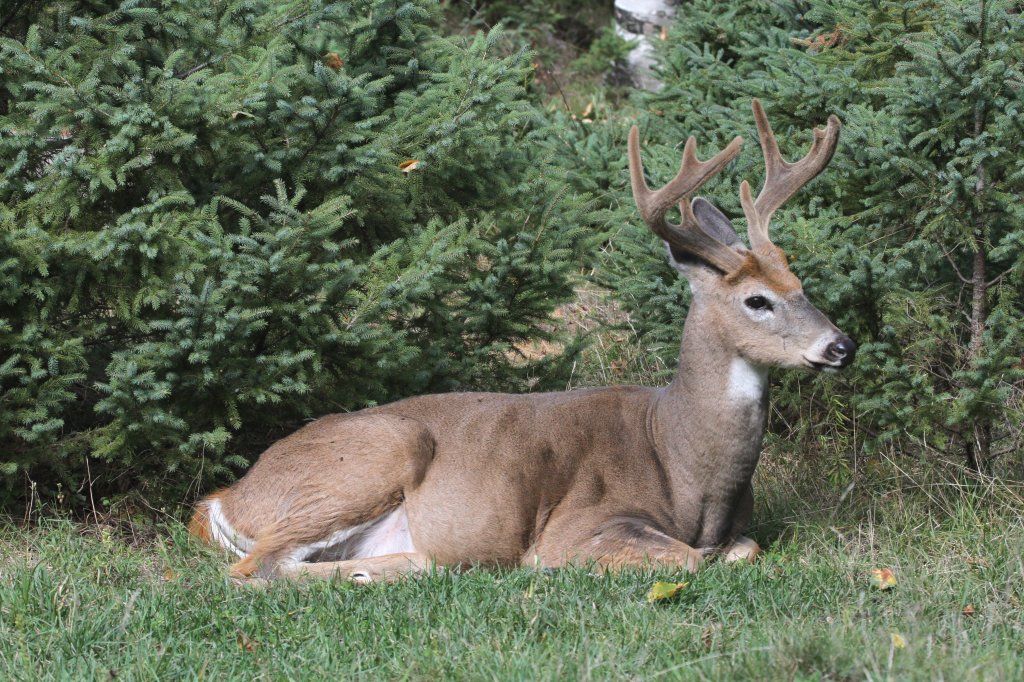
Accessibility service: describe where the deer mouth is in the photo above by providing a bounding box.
[803,357,839,373]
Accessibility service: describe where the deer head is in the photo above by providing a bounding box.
[628,99,856,372]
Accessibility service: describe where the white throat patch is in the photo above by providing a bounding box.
[728,358,767,403]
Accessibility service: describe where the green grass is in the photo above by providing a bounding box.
[2,455,1022,681]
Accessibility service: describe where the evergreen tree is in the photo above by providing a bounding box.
[0,0,591,507]
[824,0,1024,472]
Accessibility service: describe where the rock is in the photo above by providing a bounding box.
[614,0,678,91]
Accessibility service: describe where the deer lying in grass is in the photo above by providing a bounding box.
[190,100,855,582]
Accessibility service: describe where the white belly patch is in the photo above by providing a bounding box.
[286,505,415,563]
[355,505,415,558]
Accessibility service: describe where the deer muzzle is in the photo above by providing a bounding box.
[823,337,857,368]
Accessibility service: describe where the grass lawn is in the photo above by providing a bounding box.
[2,452,1022,681]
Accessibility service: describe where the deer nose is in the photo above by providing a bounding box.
[824,337,857,367]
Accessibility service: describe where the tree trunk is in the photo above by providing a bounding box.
[965,0,992,473]
[966,239,991,473]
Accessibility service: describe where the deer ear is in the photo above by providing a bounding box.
[692,197,742,247]
[664,242,719,285]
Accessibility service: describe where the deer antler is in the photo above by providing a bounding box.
[740,99,841,253]
[628,126,746,273]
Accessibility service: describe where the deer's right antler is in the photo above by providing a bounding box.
[628,126,746,273]
[740,99,841,254]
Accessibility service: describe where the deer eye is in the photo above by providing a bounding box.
[744,295,772,311]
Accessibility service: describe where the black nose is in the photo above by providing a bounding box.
[824,337,857,367]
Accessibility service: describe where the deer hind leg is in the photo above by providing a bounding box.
[275,551,432,583]
[222,414,435,580]
[228,488,405,579]
[531,515,706,573]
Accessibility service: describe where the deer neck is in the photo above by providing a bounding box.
[649,299,768,544]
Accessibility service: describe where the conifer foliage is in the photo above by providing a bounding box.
[0,0,590,506]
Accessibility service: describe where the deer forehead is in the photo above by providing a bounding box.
[724,249,803,294]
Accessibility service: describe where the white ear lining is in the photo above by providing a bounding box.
[664,241,748,276]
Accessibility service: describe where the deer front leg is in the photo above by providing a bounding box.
[719,484,759,563]
[531,515,705,573]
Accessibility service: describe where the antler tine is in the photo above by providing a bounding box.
[628,126,746,273]
[742,99,841,252]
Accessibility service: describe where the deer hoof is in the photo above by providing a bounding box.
[349,570,373,584]
[723,537,760,563]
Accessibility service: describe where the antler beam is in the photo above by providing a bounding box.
[740,99,841,253]
[628,126,746,273]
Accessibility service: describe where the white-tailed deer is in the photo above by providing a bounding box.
[190,100,855,582]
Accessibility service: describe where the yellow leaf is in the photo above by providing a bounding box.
[890,631,906,649]
[870,568,897,590]
[647,580,688,604]
[962,604,976,617]
[399,159,420,173]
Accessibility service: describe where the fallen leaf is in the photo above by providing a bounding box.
[237,631,257,652]
[647,580,688,604]
[870,568,897,590]
[162,568,176,582]
[890,631,906,649]
[399,159,420,173]
[581,102,594,119]
[962,604,976,617]
[700,624,718,649]
[659,25,668,41]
